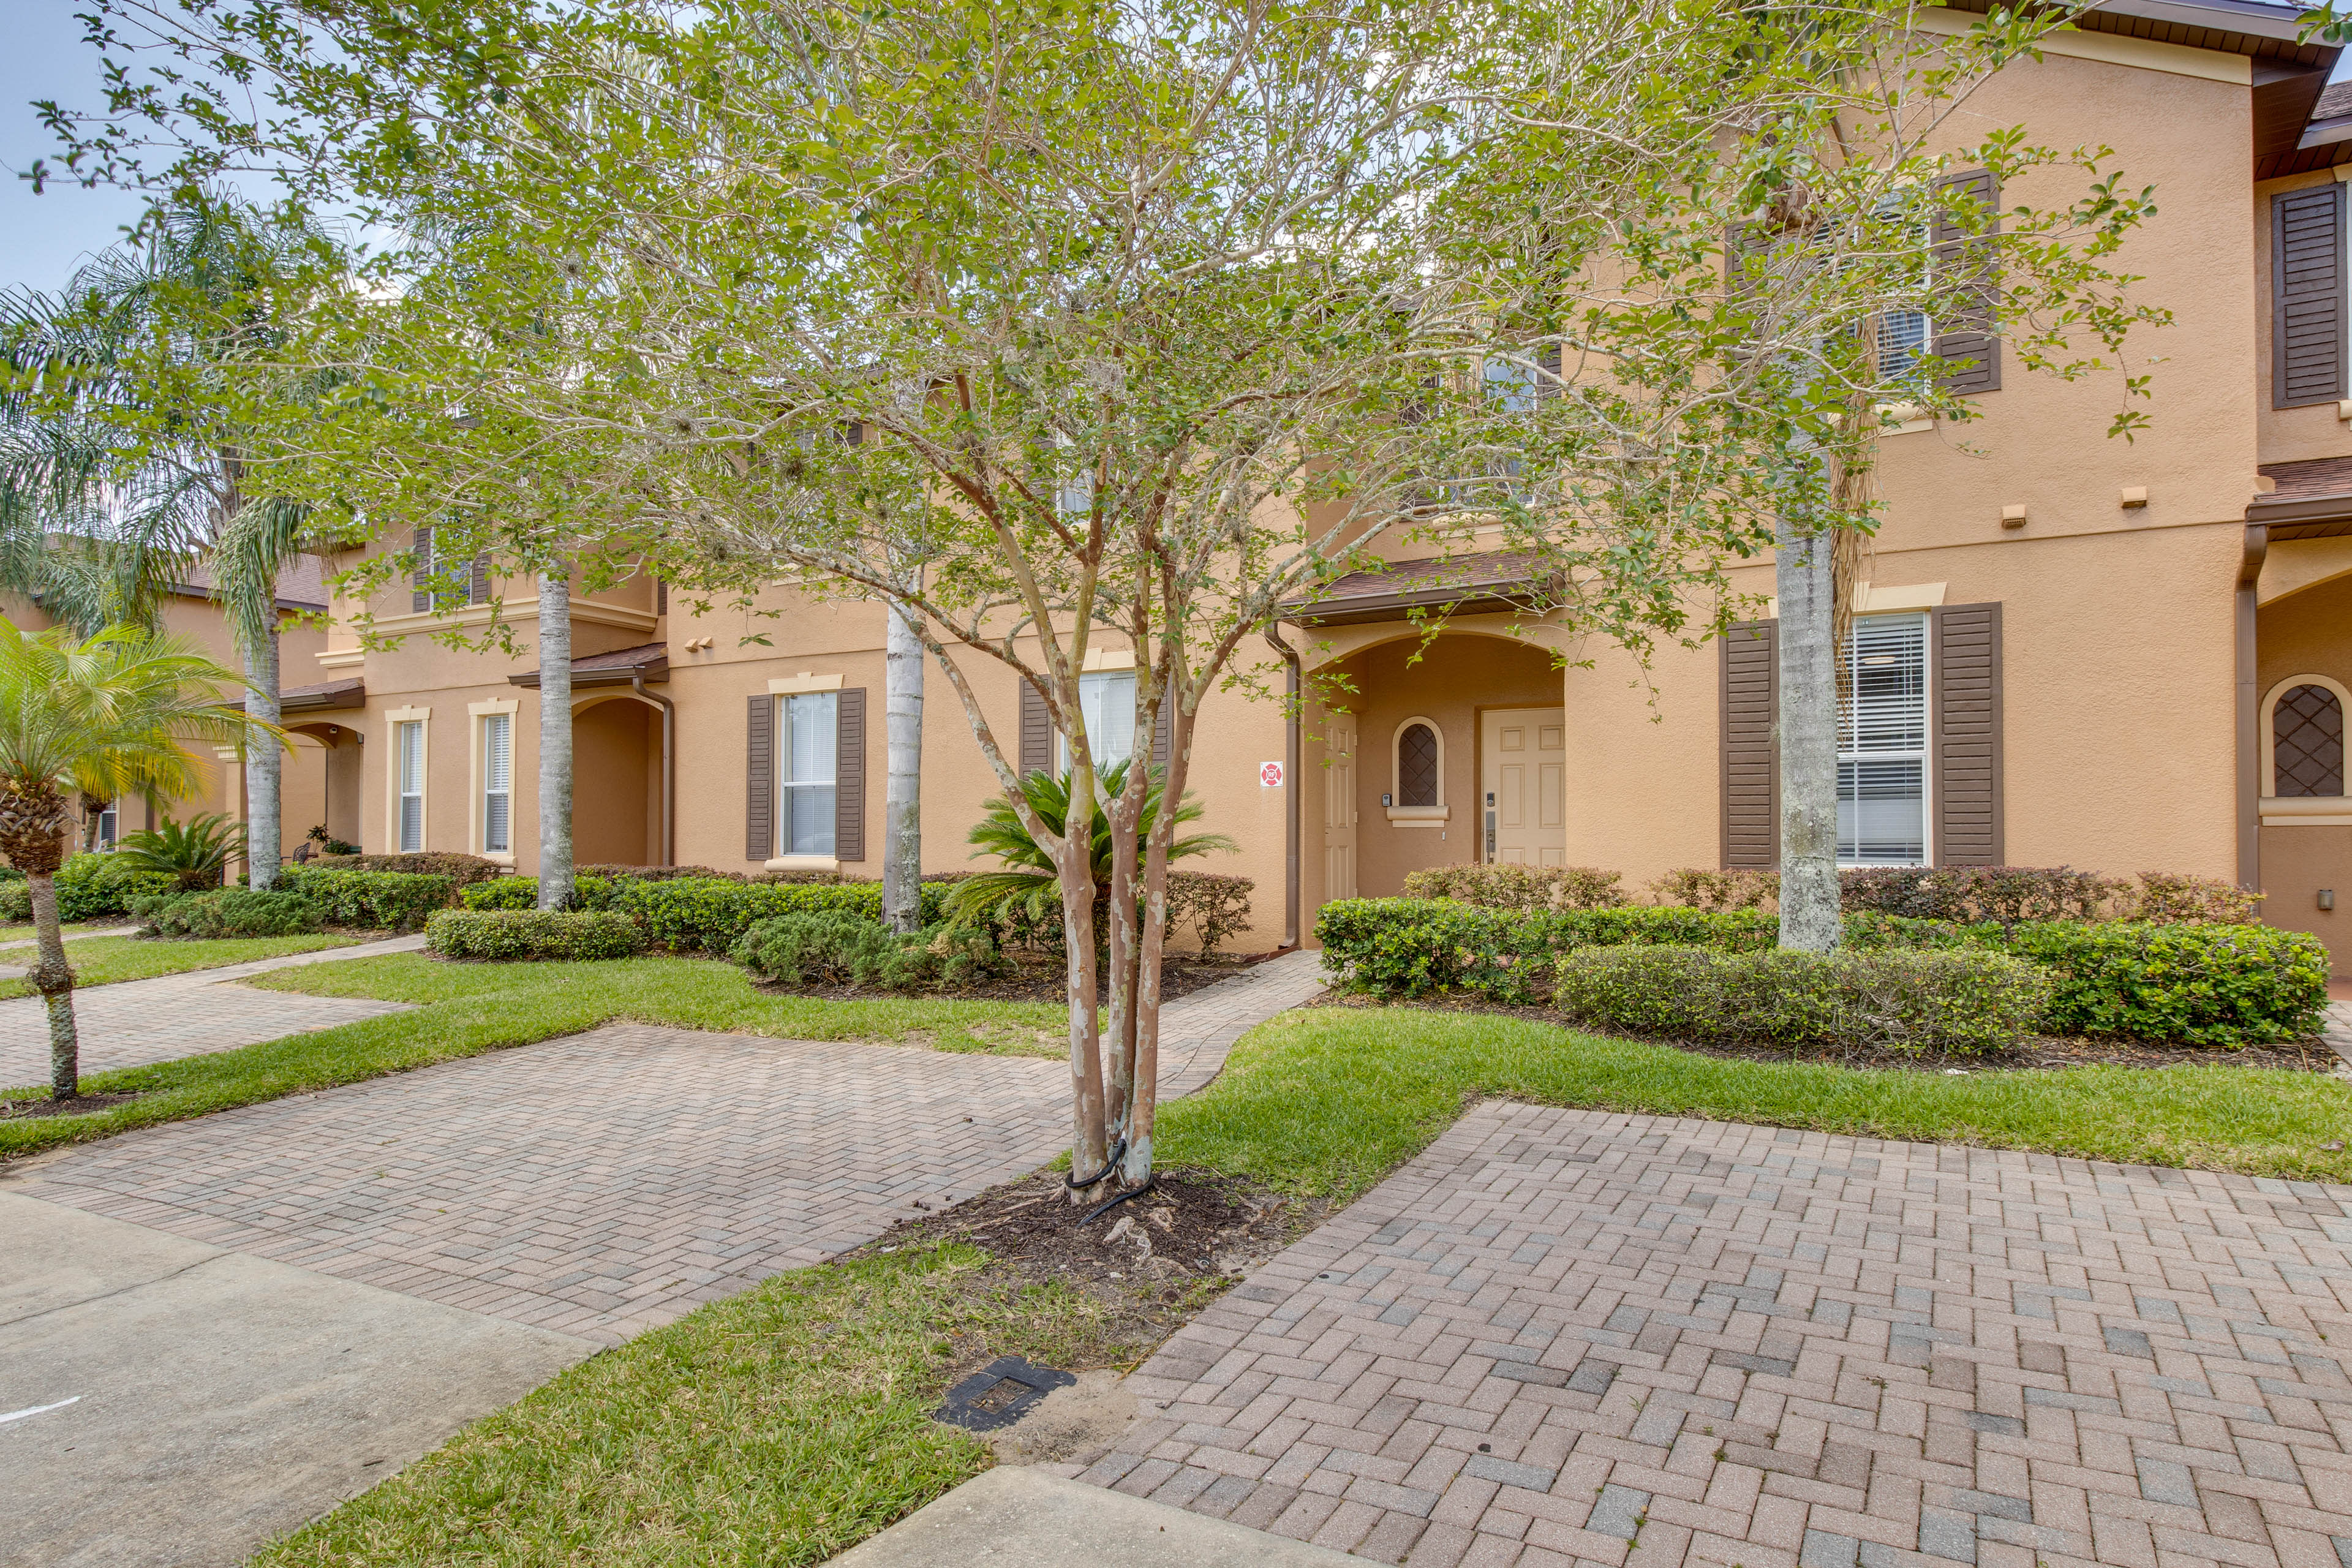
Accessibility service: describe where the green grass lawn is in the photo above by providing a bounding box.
[198,974,2352,1567]
[255,1243,1122,1568]
[0,919,137,943]
[0,932,361,1001]
[0,952,1066,1157]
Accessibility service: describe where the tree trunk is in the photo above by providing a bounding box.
[883,603,924,933]
[537,572,575,910]
[28,869,78,1099]
[1058,762,1109,1199]
[1101,760,1147,1145]
[1121,698,1187,1187]
[245,625,282,889]
[1776,511,1841,952]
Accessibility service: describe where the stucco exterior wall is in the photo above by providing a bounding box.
[2258,573,2352,968]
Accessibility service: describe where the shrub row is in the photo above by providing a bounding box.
[1550,945,2054,1055]
[53,853,180,922]
[306,851,508,887]
[426,909,647,961]
[273,867,456,932]
[460,875,953,951]
[731,911,1012,991]
[134,889,323,938]
[1314,897,2330,1047]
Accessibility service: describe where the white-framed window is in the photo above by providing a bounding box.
[95,803,118,850]
[1838,612,1928,865]
[777,691,839,857]
[480,712,513,854]
[1061,669,1138,771]
[397,719,426,853]
[1878,307,1932,378]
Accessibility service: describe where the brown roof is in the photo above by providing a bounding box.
[508,642,669,688]
[231,676,364,714]
[1283,550,1554,625]
[175,552,330,611]
[2251,455,2352,539]
[2317,80,2352,122]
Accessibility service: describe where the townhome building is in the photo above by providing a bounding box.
[292,0,2351,972]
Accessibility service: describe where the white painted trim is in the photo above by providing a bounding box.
[386,714,429,853]
[764,855,840,872]
[1082,647,1136,672]
[2261,797,2352,827]
[470,707,518,859]
[386,705,432,722]
[315,647,367,669]
[1911,9,2252,84]
[341,598,659,642]
[768,672,844,695]
[467,698,519,717]
[2260,674,2351,803]
[1390,715,1446,815]
[1856,581,1948,612]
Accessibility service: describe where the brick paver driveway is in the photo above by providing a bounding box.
[1087,1102,2352,1568]
[0,935,424,1088]
[6,951,1331,1344]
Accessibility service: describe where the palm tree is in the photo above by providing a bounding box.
[0,199,334,888]
[0,622,266,1099]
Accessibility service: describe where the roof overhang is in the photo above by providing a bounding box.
[509,650,670,688]
[234,678,364,714]
[1280,584,1544,627]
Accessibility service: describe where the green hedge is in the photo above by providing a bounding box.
[1314,897,2330,1046]
[426,909,646,961]
[53,853,181,922]
[1550,945,2052,1055]
[459,876,617,912]
[134,889,323,938]
[276,867,456,932]
[731,911,1010,991]
[307,851,507,887]
[0,881,29,922]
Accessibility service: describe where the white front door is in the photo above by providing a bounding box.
[1480,707,1566,866]
[1322,718,1357,900]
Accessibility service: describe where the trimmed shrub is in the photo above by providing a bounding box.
[2003,920,2329,1047]
[426,908,646,961]
[0,881,29,922]
[1649,867,1780,911]
[278,867,456,932]
[1316,899,1779,999]
[1403,864,1627,912]
[731,911,1012,991]
[577,864,745,884]
[1548,945,2052,1055]
[459,875,618,912]
[308,852,507,888]
[53,853,180,922]
[2117,872,2263,926]
[615,877,949,954]
[134,889,323,938]
[1167,871,1256,953]
[1839,865,2115,925]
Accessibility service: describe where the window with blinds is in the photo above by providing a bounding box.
[1063,671,1137,771]
[397,720,426,853]
[481,713,513,854]
[778,692,839,857]
[1838,613,1928,865]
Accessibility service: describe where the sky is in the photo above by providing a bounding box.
[7,0,2352,296]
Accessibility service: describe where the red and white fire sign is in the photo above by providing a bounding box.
[1259,761,1284,788]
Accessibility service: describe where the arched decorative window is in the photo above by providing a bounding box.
[2273,679,2346,797]
[1390,717,1444,810]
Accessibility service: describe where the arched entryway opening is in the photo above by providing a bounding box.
[285,720,364,854]
[1305,629,1566,903]
[571,691,673,867]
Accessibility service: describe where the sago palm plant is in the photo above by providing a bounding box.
[948,761,1234,930]
[114,812,249,892]
[0,621,270,1099]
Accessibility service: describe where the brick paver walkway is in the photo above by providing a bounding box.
[1082,1102,2352,1568]
[7,949,1329,1343]
[2324,1003,2352,1071]
[0,935,423,1090]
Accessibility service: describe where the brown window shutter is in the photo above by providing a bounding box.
[745,694,774,862]
[468,551,490,606]
[1932,170,2002,396]
[1719,618,1777,869]
[1931,602,2003,866]
[2275,184,2347,408]
[411,526,432,612]
[1019,679,1052,775]
[1152,696,1172,769]
[835,688,866,862]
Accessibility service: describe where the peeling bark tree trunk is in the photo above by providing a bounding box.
[1776,511,1841,952]
[1121,691,1187,1187]
[245,625,282,889]
[1101,753,1148,1142]
[1059,763,1110,1199]
[537,572,575,911]
[883,603,924,934]
[26,864,76,1098]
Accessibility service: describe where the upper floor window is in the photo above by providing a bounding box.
[2272,679,2346,797]
[1838,613,1928,865]
[1396,721,1441,808]
[777,691,839,857]
[2273,184,2347,409]
[410,524,491,612]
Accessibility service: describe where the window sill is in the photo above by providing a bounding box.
[478,851,516,867]
[765,855,841,872]
[2261,795,2352,826]
[1387,806,1449,827]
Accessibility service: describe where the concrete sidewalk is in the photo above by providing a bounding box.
[0,1191,592,1568]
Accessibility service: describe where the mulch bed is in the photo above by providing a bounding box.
[1315,989,2347,1074]
[845,1165,1327,1363]
[0,1090,143,1120]
[766,951,1270,1005]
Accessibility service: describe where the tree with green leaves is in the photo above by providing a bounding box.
[0,622,266,1098]
[47,0,2163,1189]
[0,200,342,884]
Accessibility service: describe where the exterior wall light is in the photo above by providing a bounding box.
[2000,504,2027,530]
[2321,889,2337,912]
